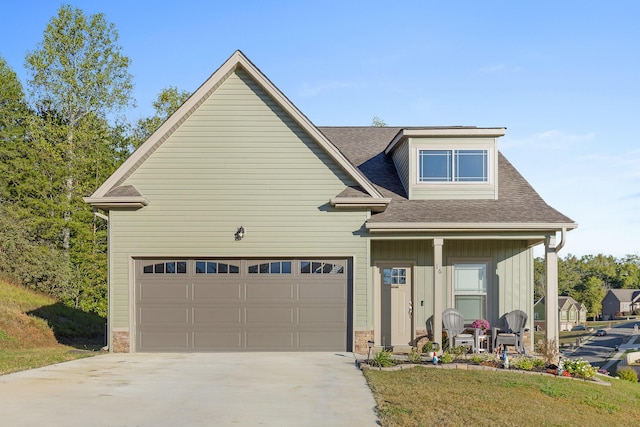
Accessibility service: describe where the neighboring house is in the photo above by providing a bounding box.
[601,289,640,319]
[85,51,576,354]
[534,296,587,331]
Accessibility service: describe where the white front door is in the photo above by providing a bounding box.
[380,266,412,347]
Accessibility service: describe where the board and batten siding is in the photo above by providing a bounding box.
[108,69,370,334]
[371,239,533,337]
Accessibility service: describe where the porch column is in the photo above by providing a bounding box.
[433,238,444,351]
[545,234,560,349]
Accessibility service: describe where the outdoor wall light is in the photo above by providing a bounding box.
[234,226,245,241]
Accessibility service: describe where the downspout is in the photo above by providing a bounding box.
[554,227,567,254]
[93,209,110,351]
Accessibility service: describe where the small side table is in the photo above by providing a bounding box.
[476,334,488,353]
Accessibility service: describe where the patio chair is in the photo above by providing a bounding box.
[442,308,476,352]
[492,309,528,354]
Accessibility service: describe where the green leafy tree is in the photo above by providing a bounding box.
[371,116,387,127]
[25,4,134,251]
[132,86,191,148]
[571,276,606,319]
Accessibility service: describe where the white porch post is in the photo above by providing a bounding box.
[433,238,444,351]
[545,234,560,349]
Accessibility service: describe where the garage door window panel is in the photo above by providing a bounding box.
[143,261,187,274]
[300,261,344,274]
[248,261,292,274]
[195,261,239,274]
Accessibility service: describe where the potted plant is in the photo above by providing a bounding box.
[471,319,490,335]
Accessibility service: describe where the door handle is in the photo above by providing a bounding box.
[408,301,413,317]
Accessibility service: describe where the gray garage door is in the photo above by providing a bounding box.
[135,258,351,352]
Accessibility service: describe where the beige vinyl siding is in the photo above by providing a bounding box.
[371,239,532,336]
[409,137,498,200]
[390,139,410,198]
[108,69,369,331]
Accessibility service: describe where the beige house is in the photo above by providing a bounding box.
[534,296,587,331]
[85,51,576,354]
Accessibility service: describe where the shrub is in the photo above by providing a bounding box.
[616,367,639,382]
[407,347,422,363]
[511,356,535,371]
[535,338,561,365]
[440,352,455,363]
[421,341,438,353]
[372,349,395,367]
[562,358,597,379]
[532,358,546,369]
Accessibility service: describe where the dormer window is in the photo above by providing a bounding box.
[418,149,488,183]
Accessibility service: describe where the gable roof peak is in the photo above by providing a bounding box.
[86,51,386,207]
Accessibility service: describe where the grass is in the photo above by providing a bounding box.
[0,280,105,375]
[364,367,640,427]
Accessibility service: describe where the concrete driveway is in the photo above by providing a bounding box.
[0,352,379,426]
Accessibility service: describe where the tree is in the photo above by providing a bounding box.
[132,86,191,149]
[0,56,31,204]
[371,116,387,127]
[571,276,606,320]
[25,4,134,250]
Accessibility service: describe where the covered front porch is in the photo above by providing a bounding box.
[359,231,566,355]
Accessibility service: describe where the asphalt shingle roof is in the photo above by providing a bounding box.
[319,126,575,226]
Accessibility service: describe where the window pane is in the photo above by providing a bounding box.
[312,262,322,274]
[154,263,164,274]
[195,262,205,273]
[219,263,228,274]
[166,262,176,274]
[259,263,269,274]
[455,150,487,182]
[207,262,217,274]
[419,150,452,182]
[248,264,258,274]
[229,264,239,274]
[454,264,486,292]
[301,261,310,274]
[270,262,281,274]
[143,265,153,274]
[455,295,486,322]
[282,262,292,274]
[177,262,187,274]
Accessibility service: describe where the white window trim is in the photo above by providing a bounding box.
[447,258,492,325]
[414,143,495,186]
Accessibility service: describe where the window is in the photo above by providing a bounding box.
[300,261,344,274]
[248,261,292,274]
[195,261,239,274]
[383,268,407,286]
[419,149,488,183]
[453,263,487,322]
[143,261,187,274]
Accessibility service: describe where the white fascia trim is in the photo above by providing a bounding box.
[385,127,507,155]
[83,196,149,209]
[366,222,578,232]
[330,197,391,212]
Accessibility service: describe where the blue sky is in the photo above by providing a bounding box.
[1,1,639,258]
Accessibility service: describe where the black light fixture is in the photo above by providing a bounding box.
[367,340,375,361]
[234,226,245,241]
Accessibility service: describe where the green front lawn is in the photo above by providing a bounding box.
[364,367,640,426]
